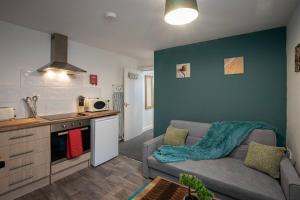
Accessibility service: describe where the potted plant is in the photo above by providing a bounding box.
[179,174,214,200]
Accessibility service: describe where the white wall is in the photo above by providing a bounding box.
[287,2,300,173]
[0,21,138,118]
[142,71,154,132]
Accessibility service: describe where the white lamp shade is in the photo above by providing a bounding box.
[164,0,199,25]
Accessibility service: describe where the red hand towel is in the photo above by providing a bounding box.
[66,129,83,159]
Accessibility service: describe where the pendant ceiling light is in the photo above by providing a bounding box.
[164,0,199,25]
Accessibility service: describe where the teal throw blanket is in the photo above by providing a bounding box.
[153,121,275,163]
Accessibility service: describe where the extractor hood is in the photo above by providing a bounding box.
[37,33,86,74]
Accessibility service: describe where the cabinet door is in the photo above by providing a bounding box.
[91,116,119,167]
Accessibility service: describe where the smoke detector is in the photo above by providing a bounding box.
[104,12,117,21]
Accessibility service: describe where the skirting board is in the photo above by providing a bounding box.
[142,124,153,132]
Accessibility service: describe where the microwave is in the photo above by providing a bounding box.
[85,98,109,112]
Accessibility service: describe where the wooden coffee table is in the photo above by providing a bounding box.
[129,176,219,200]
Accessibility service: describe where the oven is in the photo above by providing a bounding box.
[50,119,90,164]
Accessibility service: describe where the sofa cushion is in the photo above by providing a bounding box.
[243,129,277,145]
[163,126,188,145]
[147,156,285,200]
[244,142,285,178]
[229,145,249,160]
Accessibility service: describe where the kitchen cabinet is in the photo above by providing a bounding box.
[0,126,50,200]
[91,116,119,167]
[0,111,119,199]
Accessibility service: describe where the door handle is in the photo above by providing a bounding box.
[10,162,34,171]
[124,103,130,107]
[9,175,34,186]
[9,134,34,140]
[0,161,5,169]
[58,127,89,136]
[10,150,34,158]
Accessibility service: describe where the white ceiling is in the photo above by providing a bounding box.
[0,0,299,66]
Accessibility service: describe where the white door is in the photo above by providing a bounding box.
[123,68,143,141]
[91,116,119,167]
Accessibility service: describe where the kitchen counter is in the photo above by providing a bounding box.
[0,110,119,132]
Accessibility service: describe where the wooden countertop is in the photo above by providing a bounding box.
[0,110,119,133]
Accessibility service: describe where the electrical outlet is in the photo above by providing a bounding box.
[287,147,293,160]
[286,147,297,165]
[0,161,5,168]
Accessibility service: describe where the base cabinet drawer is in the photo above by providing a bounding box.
[51,152,90,174]
[51,161,89,183]
[51,153,90,183]
[0,125,51,198]
[0,126,50,148]
[0,163,50,194]
[0,150,50,178]
[0,137,50,162]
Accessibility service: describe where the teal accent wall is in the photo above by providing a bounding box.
[154,28,287,146]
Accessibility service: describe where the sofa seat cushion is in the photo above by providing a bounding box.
[164,126,189,145]
[147,156,285,200]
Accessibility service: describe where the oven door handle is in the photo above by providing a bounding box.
[57,127,89,136]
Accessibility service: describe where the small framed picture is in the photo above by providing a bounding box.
[89,74,98,85]
[176,63,191,78]
[224,56,244,75]
[144,75,154,110]
[295,44,300,72]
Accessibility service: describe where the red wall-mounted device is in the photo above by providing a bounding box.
[89,74,98,86]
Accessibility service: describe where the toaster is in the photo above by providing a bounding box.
[0,107,15,121]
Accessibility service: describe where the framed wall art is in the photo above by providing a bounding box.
[176,63,191,78]
[224,56,244,75]
[295,44,300,72]
[145,75,154,109]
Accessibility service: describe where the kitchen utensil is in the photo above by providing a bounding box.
[23,96,38,118]
[32,96,38,116]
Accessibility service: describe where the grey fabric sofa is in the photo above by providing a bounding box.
[143,120,300,200]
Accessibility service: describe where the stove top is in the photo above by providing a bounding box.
[41,113,86,121]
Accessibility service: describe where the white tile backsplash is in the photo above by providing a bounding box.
[0,101,18,110]
[45,99,77,115]
[0,86,19,102]
[21,69,48,87]
[0,21,138,118]
[13,71,103,117]
[34,100,47,116]
[43,87,75,101]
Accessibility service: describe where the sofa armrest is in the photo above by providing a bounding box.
[280,156,300,200]
[142,134,164,178]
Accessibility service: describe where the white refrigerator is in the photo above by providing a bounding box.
[90,115,119,167]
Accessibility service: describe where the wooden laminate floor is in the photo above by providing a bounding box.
[17,156,148,200]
